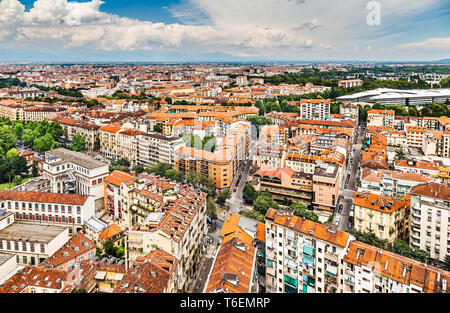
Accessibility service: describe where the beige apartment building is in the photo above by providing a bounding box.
[312,163,342,219]
[367,110,395,127]
[125,183,207,292]
[353,192,410,243]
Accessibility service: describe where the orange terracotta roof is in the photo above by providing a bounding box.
[266,208,349,247]
[104,170,135,187]
[98,223,123,240]
[0,190,88,205]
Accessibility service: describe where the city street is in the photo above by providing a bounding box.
[334,123,366,231]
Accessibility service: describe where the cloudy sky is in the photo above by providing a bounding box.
[0,0,449,62]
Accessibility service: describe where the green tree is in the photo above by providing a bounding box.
[239,209,265,223]
[206,197,218,220]
[33,133,56,152]
[13,122,24,140]
[444,254,450,271]
[132,164,145,174]
[12,175,22,186]
[394,148,407,161]
[153,124,163,133]
[22,129,39,148]
[164,169,183,182]
[290,203,320,223]
[6,148,19,159]
[31,161,39,177]
[71,135,86,152]
[253,193,279,215]
[0,125,17,156]
[217,189,231,205]
[147,163,172,177]
[243,184,258,204]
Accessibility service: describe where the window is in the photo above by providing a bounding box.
[77,217,81,224]
[40,244,45,253]
[61,206,65,213]
[22,242,26,251]
[14,242,19,251]
[23,256,27,264]
[54,205,58,213]
[68,206,72,213]
[77,207,81,214]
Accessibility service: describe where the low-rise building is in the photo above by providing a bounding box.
[0,212,69,266]
[0,189,95,234]
[39,232,96,271]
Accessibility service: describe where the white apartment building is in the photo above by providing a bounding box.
[136,132,185,167]
[265,208,352,293]
[43,148,109,210]
[299,99,330,120]
[410,182,450,262]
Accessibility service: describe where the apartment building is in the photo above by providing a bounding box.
[99,125,122,160]
[104,170,135,225]
[23,106,66,121]
[394,160,439,178]
[360,168,434,197]
[43,148,109,210]
[175,122,249,190]
[125,183,207,292]
[0,211,69,266]
[253,167,313,206]
[265,208,352,293]
[338,79,363,88]
[367,110,395,127]
[136,132,185,167]
[339,103,359,120]
[299,99,330,120]
[0,190,95,234]
[116,129,145,164]
[410,182,450,262]
[353,192,410,242]
[58,117,100,151]
[312,162,342,219]
[343,241,449,293]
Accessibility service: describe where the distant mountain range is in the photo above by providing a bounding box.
[436,58,450,64]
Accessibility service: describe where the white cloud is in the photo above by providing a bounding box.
[0,0,446,60]
[396,37,450,51]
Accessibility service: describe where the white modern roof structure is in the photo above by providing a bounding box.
[338,88,450,105]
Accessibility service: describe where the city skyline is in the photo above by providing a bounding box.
[0,0,449,62]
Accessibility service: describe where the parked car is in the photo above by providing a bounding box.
[338,204,343,213]
[206,236,213,244]
[233,188,237,192]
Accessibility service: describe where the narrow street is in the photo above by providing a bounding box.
[334,123,366,231]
